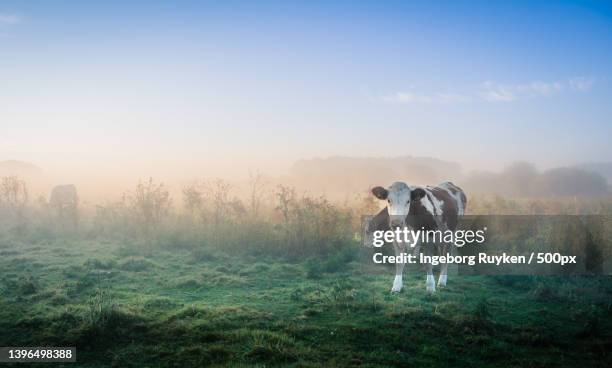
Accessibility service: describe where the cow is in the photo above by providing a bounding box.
[368,181,467,293]
[49,184,79,229]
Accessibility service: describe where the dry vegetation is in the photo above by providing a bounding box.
[1,174,612,257]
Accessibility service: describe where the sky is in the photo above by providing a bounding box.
[1,0,612,181]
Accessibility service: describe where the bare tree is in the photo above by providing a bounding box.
[248,170,267,220]
[126,178,171,246]
[275,185,296,225]
[182,183,203,219]
[204,178,232,227]
[0,176,29,233]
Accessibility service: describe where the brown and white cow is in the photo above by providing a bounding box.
[369,181,467,293]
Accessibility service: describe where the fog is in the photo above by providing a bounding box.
[1,156,610,205]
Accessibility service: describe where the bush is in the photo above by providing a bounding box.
[17,276,38,295]
[84,258,116,270]
[85,288,117,328]
[118,257,157,272]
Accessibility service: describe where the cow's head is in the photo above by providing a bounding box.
[371,182,426,228]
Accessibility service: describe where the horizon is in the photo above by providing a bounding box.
[1,154,610,203]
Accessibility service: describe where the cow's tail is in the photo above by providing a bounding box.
[459,190,467,215]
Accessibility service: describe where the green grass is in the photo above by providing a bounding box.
[0,239,610,367]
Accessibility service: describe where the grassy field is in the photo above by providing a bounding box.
[0,237,610,368]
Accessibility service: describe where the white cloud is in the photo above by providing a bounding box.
[382,92,430,104]
[383,77,593,105]
[0,14,21,25]
[479,82,517,102]
[568,77,594,92]
[479,80,564,102]
[382,91,471,104]
[435,92,472,104]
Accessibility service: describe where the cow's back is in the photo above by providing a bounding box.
[409,182,466,231]
[50,185,78,206]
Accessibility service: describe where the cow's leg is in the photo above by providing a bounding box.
[391,241,406,292]
[424,245,435,292]
[425,262,435,292]
[412,239,421,260]
[438,265,448,287]
[438,243,449,287]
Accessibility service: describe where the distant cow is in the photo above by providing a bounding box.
[368,181,467,293]
[49,184,79,228]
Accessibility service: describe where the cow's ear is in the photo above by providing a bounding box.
[411,188,426,201]
[372,186,388,200]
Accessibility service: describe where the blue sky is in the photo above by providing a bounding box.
[1,0,611,176]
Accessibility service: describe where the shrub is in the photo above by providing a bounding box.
[17,276,38,295]
[85,288,116,328]
[84,258,116,270]
[118,257,157,272]
[125,178,171,246]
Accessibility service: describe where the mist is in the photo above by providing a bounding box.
[1,155,610,207]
